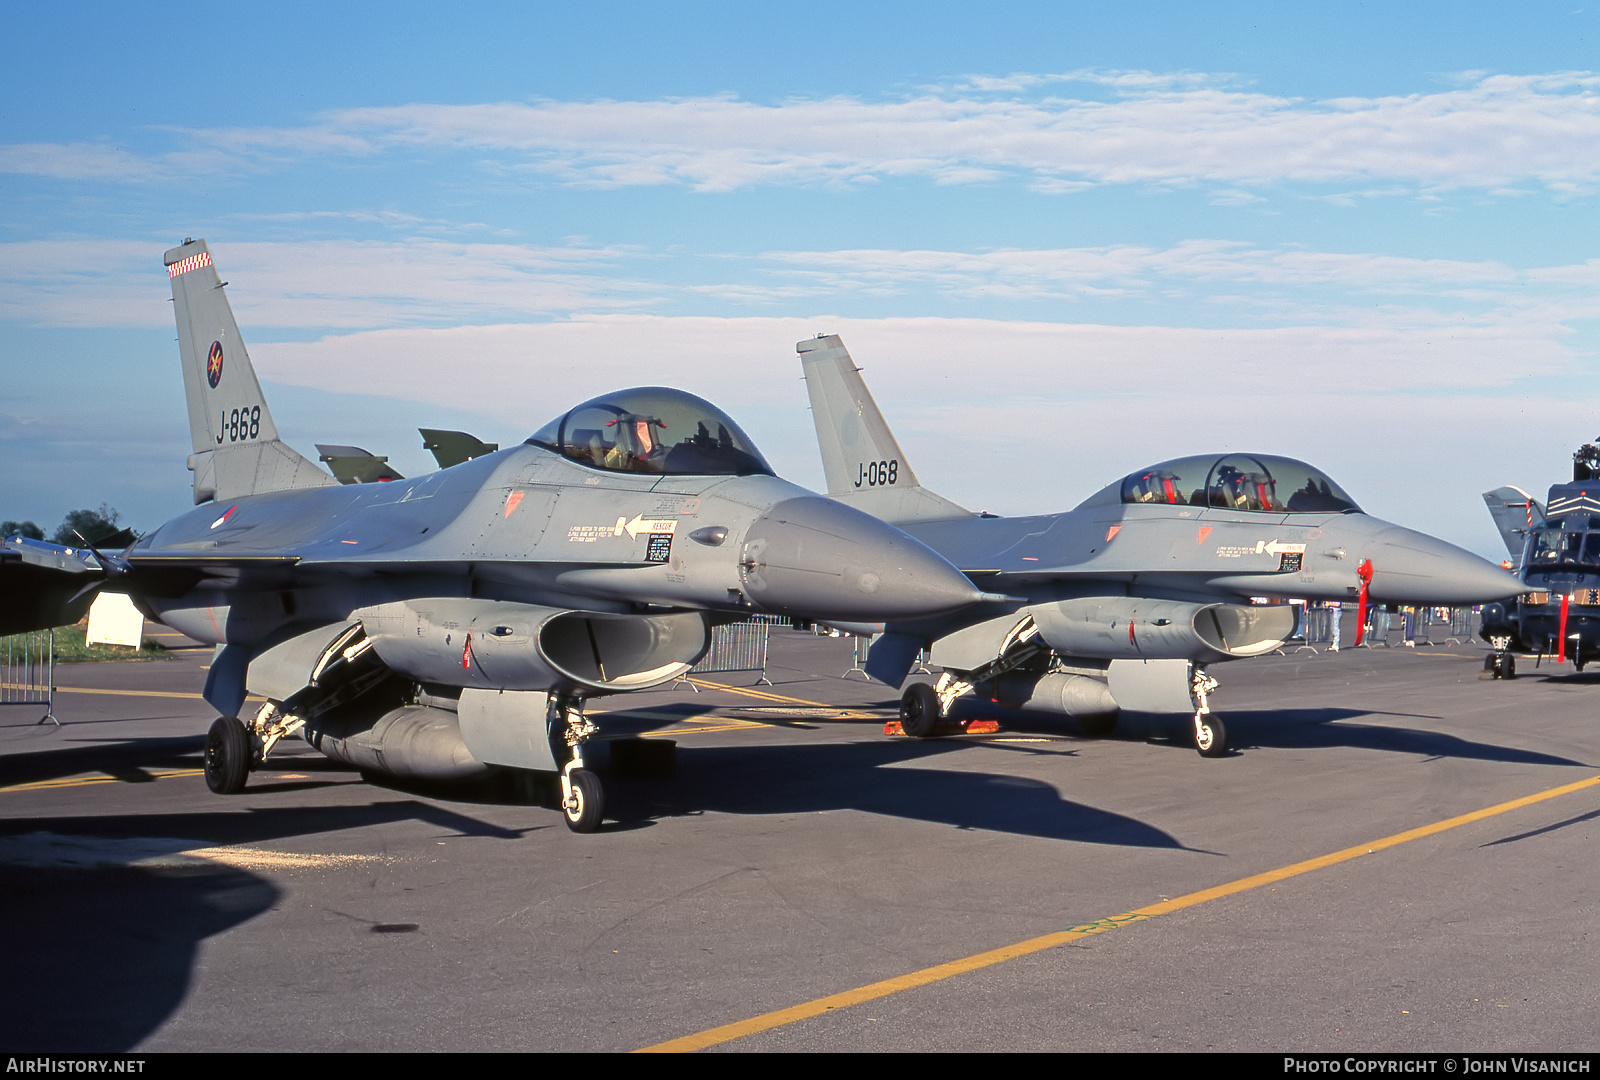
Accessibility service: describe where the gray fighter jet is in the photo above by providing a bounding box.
[798,335,1523,756]
[0,242,988,832]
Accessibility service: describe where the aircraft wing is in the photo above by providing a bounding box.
[1482,485,1543,560]
[0,536,108,635]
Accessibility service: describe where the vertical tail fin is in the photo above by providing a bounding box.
[166,239,334,504]
[797,334,971,523]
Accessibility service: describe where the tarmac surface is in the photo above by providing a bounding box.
[1,626,1596,1053]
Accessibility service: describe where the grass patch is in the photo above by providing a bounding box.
[3,623,171,663]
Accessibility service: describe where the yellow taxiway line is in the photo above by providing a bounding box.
[635,772,1600,1053]
[2,681,263,703]
[683,678,881,719]
[2,768,207,793]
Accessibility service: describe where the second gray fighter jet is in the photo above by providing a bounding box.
[798,334,1523,756]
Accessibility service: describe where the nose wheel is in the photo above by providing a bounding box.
[1481,652,1517,679]
[1193,710,1227,757]
[561,767,604,833]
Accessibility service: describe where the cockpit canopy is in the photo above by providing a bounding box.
[1120,454,1361,514]
[528,387,775,477]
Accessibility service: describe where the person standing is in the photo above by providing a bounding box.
[1326,600,1342,651]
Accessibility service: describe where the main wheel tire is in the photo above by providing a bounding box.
[562,768,605,833]
[899,683,943,738]
[205,716,251,794]
[1194,712,1227,758]
[1080,712,1118,738]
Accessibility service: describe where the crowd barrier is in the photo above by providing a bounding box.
[1,629,57,726]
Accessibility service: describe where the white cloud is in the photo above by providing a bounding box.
[751,242,1534,304]
[244,314,1600,554]
[0,143,167,182]
[0,238,663,329]
[216,72,1600,194]
[10,71,1599,196]
[249,313,1577,419]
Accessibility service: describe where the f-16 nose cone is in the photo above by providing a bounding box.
[741,497,984,620]
[1363,528,1524,605]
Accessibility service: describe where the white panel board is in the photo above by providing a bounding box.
[86,592,144,648]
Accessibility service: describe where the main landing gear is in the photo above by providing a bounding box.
[203,701,310,795]
[899,682,943,738]
[205,716,251,794]
[899,663,1228,758]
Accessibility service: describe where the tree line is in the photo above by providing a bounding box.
[2,504,136,547]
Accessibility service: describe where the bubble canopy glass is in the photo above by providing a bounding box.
[528,387,775,477]
[1119,454,1362,514]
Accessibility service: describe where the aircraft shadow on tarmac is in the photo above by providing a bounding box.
[0,796,552,1052]
[603,739,1197,851]
[970,706,1592,768]
[1189,707,1593,766]
[0,735,208,788]
[0,859,280,1052]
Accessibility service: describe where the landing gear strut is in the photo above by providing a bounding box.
[553,697,605,833]
[1191,668,1226,757]
[897,618,1048,739]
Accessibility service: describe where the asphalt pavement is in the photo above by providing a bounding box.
[1,628,1595,1053]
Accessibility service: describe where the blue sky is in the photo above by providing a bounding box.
[2,2,1598,556]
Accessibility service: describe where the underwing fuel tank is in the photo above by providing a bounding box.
[1032,597,1296,661]
[305,705,489,782]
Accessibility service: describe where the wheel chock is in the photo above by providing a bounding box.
[883,718,1001,736]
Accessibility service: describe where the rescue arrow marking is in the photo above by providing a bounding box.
[623,514,678,540]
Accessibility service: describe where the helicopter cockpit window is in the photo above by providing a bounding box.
[1527,524,1600,570]
[1119,454,1361,514]
[528,387,775,477]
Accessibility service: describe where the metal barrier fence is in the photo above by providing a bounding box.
[1360,607,1474,648]
[1,629,57,726]
[676,619,773,687]
[1276,603,1340,654]
[843,634,871,679]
